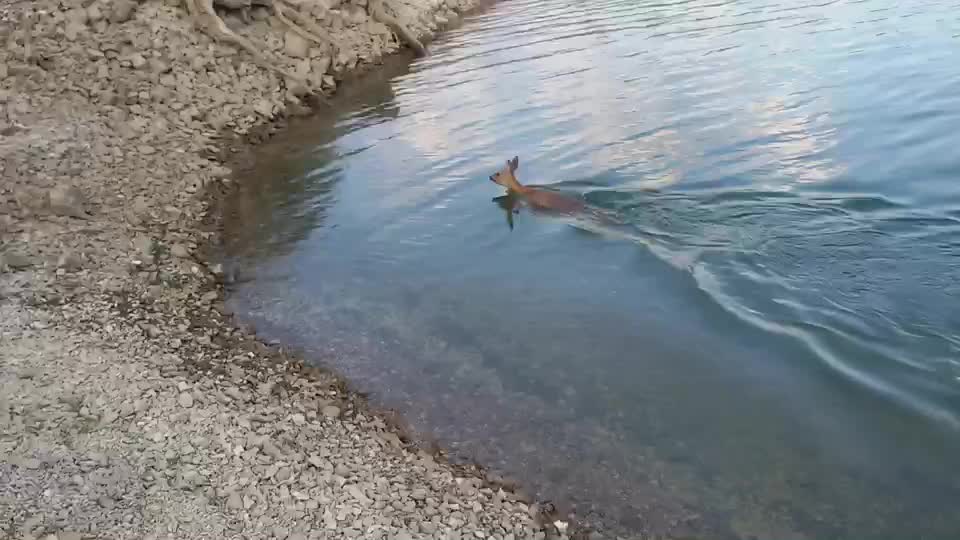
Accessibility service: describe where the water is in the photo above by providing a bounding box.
[222,0,960,537]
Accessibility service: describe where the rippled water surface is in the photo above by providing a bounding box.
[224,0,960,537]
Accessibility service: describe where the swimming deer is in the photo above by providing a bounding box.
[489,156,585,214]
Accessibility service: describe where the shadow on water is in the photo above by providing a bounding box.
[223,0,960,538]
[224,55,415,265]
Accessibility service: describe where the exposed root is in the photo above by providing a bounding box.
[271,0,336,54]
[370,0,428,57]
[184,0,307,86]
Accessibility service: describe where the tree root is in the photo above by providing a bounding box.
[271,0,336,54]
[184,0,306,85]
[369,0,428,57]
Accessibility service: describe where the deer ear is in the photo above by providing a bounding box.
[509,156,519,171]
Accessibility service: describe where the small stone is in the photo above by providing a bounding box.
[262,440,284,459]
[346,484,368,502]
[111,0,136,23]
[314,56,332,75]
[284,30,309,58]
[150,85,170,103]
[178,392,194,408]
[170,244,190,259]
[130,53,147,69]
[87,3,103,22]
[253,99,274,118]
[227,492,243,510]
[291,413,306,425]
[321,405,341,419]
[133,235,154,264]
[65,22,85,41]
[57,251,83,271]
[48,185,87,217]
[1,252,32,270]
[411,488,427,500]
[149,58,170,74]
[67,8,88,24]
[276,467,291,482]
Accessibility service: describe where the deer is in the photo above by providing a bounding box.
[489,156,586,215]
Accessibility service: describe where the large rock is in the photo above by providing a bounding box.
[284,30,310,58]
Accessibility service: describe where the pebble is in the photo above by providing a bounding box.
[111,0,136,23]
[48,185,87,218]
[284,30,309,58]
[321,405,341,419]
[130,53,147,69]
[1,252,33,270]
[170,243,191,258]
[57,251,83,271]
[178,392,194,408]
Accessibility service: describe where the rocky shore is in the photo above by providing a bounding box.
[1,1,557,538]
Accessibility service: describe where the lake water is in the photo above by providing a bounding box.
[222,0,960,538]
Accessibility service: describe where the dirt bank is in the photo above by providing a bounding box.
[0,1,569,538]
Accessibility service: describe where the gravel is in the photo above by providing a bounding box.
[0,0,548,538]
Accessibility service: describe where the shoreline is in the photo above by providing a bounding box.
[1,1,584,538]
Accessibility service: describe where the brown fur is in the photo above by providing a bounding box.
[489,156,584,214]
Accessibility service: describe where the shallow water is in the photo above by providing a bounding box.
[223,0,960,537]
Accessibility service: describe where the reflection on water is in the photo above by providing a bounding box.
[223,0,960,538]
